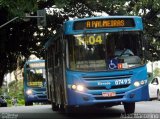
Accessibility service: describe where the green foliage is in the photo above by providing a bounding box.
[8,80,16,87]
[6,99,12,106]
[147,72,153,83]
[153,68,160,77]
[54,0,72,8]
[0,87,3,94]
[1,0,160,87]
[17,99,25,105]
[7,80,24,106]
[0,0,38,18]
[6,98,25,107]
[0,78,25,106]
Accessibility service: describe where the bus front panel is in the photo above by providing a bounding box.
[66,65,149,106]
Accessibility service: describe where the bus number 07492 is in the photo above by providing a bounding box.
[115,79,131,85]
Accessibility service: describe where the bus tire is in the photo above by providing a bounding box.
[51,102,59,111]
[59,87,65,112]
[123,102,135,114]
[157,90,160,101]
[25,102,33,106]
[65,106,77,114]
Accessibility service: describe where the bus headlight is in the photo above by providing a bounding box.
[77,85,84,92]
[71,84,84,92]
[134,80,147,87]
[134,81,140,87]
[26,89,33,95]
[71,85,77,90]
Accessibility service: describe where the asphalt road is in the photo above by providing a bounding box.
[0,101,160,119]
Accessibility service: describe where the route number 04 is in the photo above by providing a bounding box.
[77,35,103,45]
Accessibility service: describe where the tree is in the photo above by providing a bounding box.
[153,67,160,77]
[0,0,160,87]
[0,0,51,86]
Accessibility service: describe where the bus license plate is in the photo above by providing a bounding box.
[102,92,116,97]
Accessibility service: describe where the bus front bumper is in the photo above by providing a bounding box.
[67,84,149,106]
[25,94,48,102]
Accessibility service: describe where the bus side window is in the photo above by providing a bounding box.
[54,38,62,67]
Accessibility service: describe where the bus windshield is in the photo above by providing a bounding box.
[27,68,46,87]
[67,31,145,71]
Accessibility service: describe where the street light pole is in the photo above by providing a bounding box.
[0,17,19,29]
[0,10,46,29]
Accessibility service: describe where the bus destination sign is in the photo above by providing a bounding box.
[73,18,135,30]
[29,62,45,68]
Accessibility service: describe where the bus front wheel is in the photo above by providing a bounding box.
[25,102,33,106]
[65,106,78,114]
[123,102,135,114]
[157,90,160,101]
[51,102,59,111]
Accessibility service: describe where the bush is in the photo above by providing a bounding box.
[6,99,12,107]
[18,99,25,105]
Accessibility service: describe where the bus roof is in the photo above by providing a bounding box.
[66,16,141,22]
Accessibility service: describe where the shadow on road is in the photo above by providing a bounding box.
[0,105,125,119]
[60,107,125,119]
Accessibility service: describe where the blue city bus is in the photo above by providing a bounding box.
[23,60,48,106]
[45,16,149,113]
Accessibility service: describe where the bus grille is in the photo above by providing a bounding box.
[83,74,132,81]
[87,84,130,90]
[82,74,132,100]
